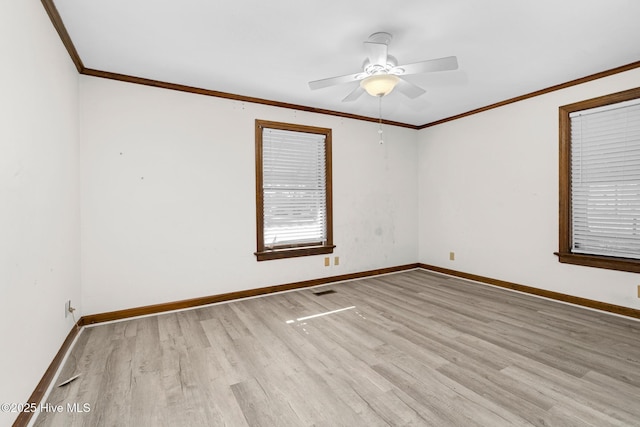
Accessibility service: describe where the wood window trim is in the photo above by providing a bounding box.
[557,86,640,273]
[255,119,334,261]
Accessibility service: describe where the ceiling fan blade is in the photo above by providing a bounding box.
[394,78,426,99]
[308,72,363,90]
[395,56,458,76]
[364,41,388,66]
[342,86,365,102]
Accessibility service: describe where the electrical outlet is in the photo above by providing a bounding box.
[449,252,455,261]
[334,256,340,266]
[637,285,640,298]
[324,257,330,267]
[65,300,71,318]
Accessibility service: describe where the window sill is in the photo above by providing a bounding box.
[255,245,335,261]
[555,251,640,273]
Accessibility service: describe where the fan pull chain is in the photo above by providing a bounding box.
[378,95,384,144]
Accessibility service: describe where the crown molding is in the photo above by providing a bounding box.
[40,1,640,130]
[418,61,640,129]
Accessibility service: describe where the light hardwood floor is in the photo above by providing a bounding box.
[34,270,640,426]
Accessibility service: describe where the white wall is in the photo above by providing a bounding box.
[79,77,418,314]
[418,67,640,310]
[0,2,80,425]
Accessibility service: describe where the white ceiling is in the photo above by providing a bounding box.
[52,0,640,127]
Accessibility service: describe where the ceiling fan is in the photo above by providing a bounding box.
[308,32,458,102]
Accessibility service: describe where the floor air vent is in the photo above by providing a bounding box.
[312,289,336,296]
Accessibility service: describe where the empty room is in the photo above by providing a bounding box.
[3,1,640,426]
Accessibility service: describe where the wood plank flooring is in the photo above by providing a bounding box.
[33,270,640,426]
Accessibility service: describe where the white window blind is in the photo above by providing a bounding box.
[570,99,640,259]
[262,127,327,247]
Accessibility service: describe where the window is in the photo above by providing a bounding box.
[254,119,334,261]
[558,87,640,272]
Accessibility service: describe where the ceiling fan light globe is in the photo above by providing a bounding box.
[360,74,400,97]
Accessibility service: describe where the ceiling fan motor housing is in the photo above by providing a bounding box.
[363,55,399,76]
